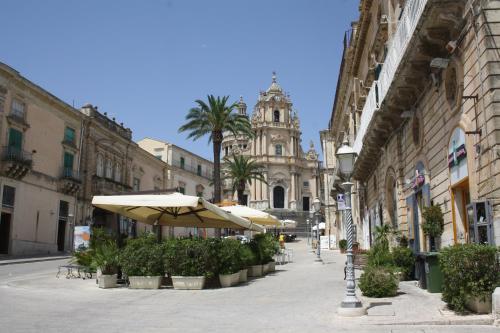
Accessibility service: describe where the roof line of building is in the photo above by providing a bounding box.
[140,137,214,165]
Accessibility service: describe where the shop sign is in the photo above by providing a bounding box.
[448,128,468,185]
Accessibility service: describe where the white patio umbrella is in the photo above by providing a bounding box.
[311,222,326,231]
[221,205,281,227]
[281,219,297,228]
[92,193,264,232]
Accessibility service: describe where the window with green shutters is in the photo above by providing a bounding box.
[197,164,202,176]
[180,157,185,169]
[8,128,23,155]
[63,152,74,177]
[64,127,75,144]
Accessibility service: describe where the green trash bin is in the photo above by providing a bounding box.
[424,252,443,293]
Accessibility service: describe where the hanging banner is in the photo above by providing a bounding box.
[448,128,468,185]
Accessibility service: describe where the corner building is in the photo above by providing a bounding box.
[328,0,500,250]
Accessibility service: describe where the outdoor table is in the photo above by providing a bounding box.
[56,265,93,279]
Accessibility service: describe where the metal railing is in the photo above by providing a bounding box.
[353,0,428,154]
[1,146,33,165]
[61,167,81,182]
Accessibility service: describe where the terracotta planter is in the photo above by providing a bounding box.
[98,274,117,289]
[466,295,492,314]
[128,276,162,289]
[239,269,248,283]
[248,265,263,277]
[172,276,206,290]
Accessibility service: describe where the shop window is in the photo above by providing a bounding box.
[466,201,494,245]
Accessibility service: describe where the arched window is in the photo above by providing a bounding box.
[105,158,113,179]
[273,186,285,208]
[275,144,282,156]
[96,154,104,177]
[114,163,122,182]
[273,110,280,122]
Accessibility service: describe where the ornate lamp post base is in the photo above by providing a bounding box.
[337,304,366,317]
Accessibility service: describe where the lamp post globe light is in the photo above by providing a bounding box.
[313,197,322,263]
[336,139,366,316]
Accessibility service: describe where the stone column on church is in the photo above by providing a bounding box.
[262,131,267,156]
[290,135,294,157]
[256,179,262,203]
[263,172,268,202]
[291,173,296,202]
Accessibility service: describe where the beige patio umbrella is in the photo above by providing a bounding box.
[92,193,264,232]
[220,205,281,227]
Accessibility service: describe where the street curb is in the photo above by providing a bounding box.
[0,256,71,266]
[377,318,494,326]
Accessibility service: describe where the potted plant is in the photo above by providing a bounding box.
[422,205,444,251]
[165,238,208,290]
[440,244,499,314]
[218,239,242,287]
[93,241,119,288]
[339,239,347,253]
[120,234,164,289]
[248,238,264,277]
[238,244,254,283]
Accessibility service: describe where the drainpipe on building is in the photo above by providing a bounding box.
[70,116,86,253]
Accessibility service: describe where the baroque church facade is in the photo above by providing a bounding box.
[222,73,320,214]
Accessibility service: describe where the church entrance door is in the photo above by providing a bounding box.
[273,186,285,208]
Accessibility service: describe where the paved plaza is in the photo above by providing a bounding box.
[0,240,496,333]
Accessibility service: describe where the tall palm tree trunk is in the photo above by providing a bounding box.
[237,180,246,205]
[212,131,223,204]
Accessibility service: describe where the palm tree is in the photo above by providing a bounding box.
[178,95,253,204]
[222,154,267,205]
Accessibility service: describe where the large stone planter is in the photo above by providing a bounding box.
[128,276,162,289]
[262,263,270,274]
[219,273,239,288]
[239,269,248,283]
[172,276,206,290]
[98,274,117,289]
[268,261,276,273]
[248,265,263,277]
[466,295,492,314]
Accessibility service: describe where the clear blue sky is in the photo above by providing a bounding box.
[1,0,358,161]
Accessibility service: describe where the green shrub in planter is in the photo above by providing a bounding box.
[368,225,394,268]
[120,233,164,277]
[251,233,278,264]
[93,241,120,275]
[218,239,242,275]
[439,244,500,313]
[392,246,414,280]
[164,238,215,277]
[359,266,398,298]
[339,239,347,252]
[239,244,255,268]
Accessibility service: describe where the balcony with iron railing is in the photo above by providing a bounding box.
[350,0,465,180]
[59,167,81,194]
[1,146,33,179]
[171,159,213,180]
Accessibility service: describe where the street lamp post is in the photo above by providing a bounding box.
[313,198,322,263]
[336,138,365,316]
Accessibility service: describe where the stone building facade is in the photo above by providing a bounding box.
[0,62,175,255]
[222,73,320,222]
[327,0,500,251]
[0,62,84,255]
[78,105,170,240]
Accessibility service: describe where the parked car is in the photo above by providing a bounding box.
[284,234,297,242]
[224,235,249,244]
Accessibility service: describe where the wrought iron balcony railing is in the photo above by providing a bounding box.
[1,146,33,166]
[61,167,81,182]
[353,0,428,154]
